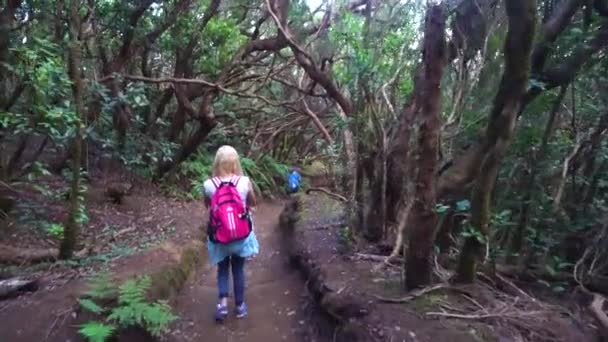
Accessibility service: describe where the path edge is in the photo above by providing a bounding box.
[279,196,374,341]
[71,240,206,340]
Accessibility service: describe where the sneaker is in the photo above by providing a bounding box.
[215,303,228,322]
[235,303,247,319]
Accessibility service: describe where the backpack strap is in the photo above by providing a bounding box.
[231,176,241,187]
[211,177,221,189]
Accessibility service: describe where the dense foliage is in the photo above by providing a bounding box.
[1,0,607,298]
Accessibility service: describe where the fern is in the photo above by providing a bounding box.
[108,302,146,326]
[83,271,117,300]
[241,155,290,195]
[142,301,177,336]
[79,298,105,315]
[78,322,116,342]
[79,274,177,341]
[107,275,176,336]
[116,276,150,306]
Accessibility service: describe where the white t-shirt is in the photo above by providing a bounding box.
[203,176,251,206]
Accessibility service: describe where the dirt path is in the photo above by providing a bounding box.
[167,201,319,342]
[0,199,323,341]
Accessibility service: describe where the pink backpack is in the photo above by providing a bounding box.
[208,176,252,244]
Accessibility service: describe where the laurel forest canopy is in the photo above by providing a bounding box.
[1,0,608,329]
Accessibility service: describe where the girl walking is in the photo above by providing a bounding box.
[203,145,259,321]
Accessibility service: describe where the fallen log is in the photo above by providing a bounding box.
[0,243,98,264]
[0,277,39,299]
[0,243,58,264]
[0,226,141,264]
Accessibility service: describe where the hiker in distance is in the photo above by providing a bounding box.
[203,145,259,322]
[286,166,301,195]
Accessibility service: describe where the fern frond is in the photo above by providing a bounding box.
[84,271,117,299]
[78,322,116,342]
[117,276,150,305]
[78,299,105,315]
[108,303,144,326]
[143,301,178,336]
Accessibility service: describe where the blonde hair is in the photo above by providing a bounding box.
[212,145,244,177]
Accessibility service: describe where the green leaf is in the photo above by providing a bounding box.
[528,78,546,90]
[79,299,105,315]
[455,200,471,212]
[78,322,116,342]
[570,27,583,35]
[84,272,117,299]
[435,203,450,214]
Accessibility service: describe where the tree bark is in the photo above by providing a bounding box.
[0,0,21,111]
[0,0,20,62]
[577,111,608,204]
[60,0,85,260]
[386,90,418,222]
[439,4,608,199]
[531,0,585,73]
[455,0,537,283]
[509,85,567,263]
[405,5,446,290]
[155,92,216,179]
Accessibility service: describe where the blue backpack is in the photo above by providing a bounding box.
[287,171,301,194]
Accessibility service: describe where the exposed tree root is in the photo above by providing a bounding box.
[590,294,608,334]
[372,199,414,272]
[305,187,347,202]
[498,264,608,296]
[425,309,544,320]
[422,273,572,341]
[355,253,402,265]
[373,284,448,303]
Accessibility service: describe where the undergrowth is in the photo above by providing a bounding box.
[177,151,290,199]
[78,272,177,342]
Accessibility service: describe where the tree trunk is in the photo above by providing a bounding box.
[364,145,386,242]
[582,159,608,212]
[60,0,85,260]
[0,0,20,107]
[405,4,446,290]
[509,85,567,263]
[577,111,608,206]
[385,76,418,222]
[455,0,537,283]
[148,87,174,137]
[155,91,216,179]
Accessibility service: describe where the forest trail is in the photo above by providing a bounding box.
[167,201,317,342]
[0,199,320,342]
